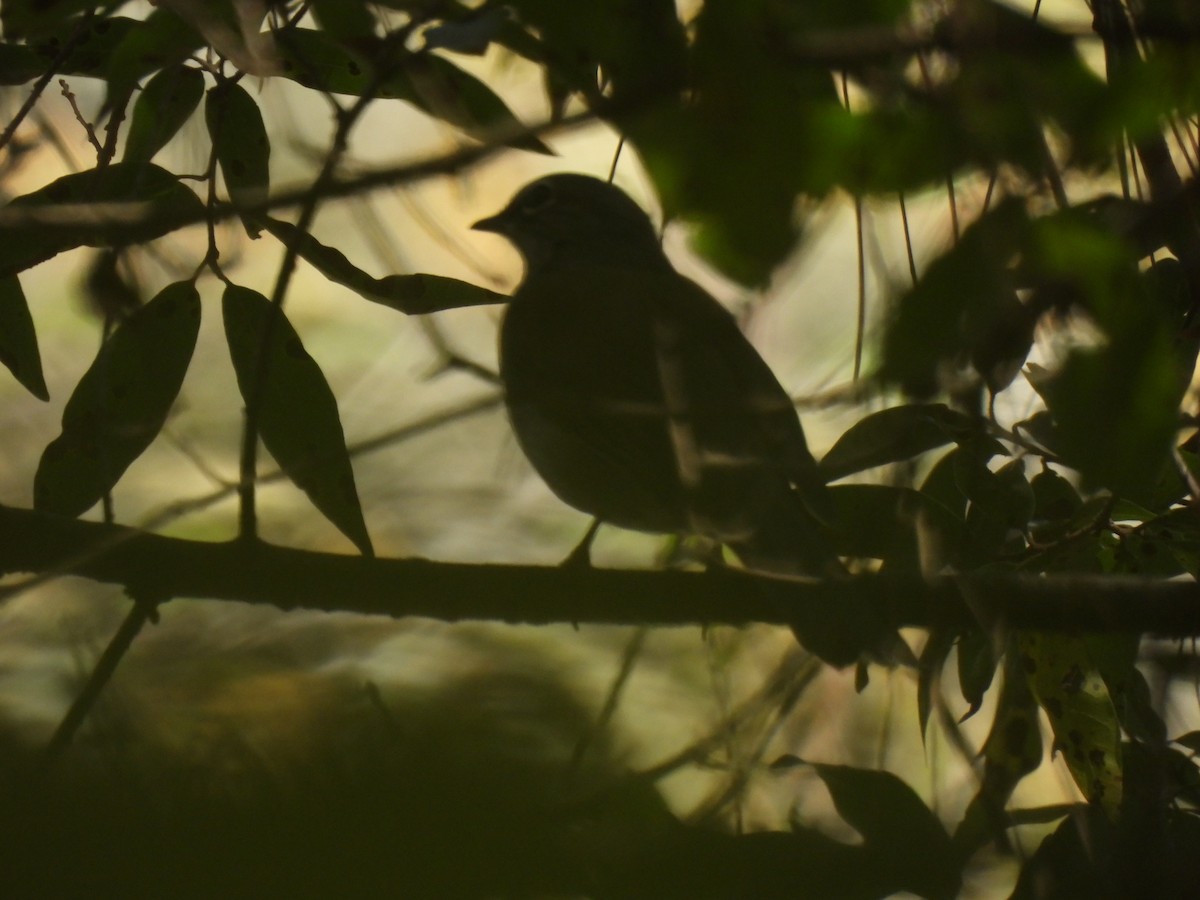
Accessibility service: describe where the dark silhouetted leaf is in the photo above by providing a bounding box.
[0,273,47,400]
[829,484,961,571]
[206,83,271,237]
[263,217,506,313]
[401,54,551,154]
[819,403,978,481]
[0,42,43,84]
[34,281,200,516]
[0,162,204,278]
[102,7,203,107]
[123,64,205,163]
[276,27,373,95]
[309,0,377,41]
[813,763,960,899]
[222,285,373,556]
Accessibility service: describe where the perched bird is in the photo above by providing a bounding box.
[474,173,869,665]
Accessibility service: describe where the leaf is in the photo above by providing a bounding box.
[101,7,203,107]
[956,628,996,721]
[0,274,48,400]
[275,28,374,95]
[879,199,1030,396]
[1,1,119,40]
[34,281,200,516]
[263,217,506,313]
[31,16,140,79]
[917,627,956,742]
[0,42,44,85]
[123,64,206,163]
[819,403,977,481]
[952,650,1043,858]
[0,162,205,278]
[222,285,373,557]
[828,484,961,571]
[1017,631,1123,817]
[309,0,377,41]
[400,54,552,154]
[206,83,271,237]
[812,763,960,900]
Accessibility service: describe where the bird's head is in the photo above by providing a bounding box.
[472,173,666,273]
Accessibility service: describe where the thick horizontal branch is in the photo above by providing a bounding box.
[1,506,1199,636]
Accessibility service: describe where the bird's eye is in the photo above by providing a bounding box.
[518,183,554,215]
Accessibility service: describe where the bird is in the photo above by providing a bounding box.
[473,173,877,666]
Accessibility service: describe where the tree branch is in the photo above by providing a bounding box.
[1,505,1198,636]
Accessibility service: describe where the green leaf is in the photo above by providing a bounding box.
[34,281,200,516]
[206,83,271,237]
[819,403,977,481]
[275,28,375,96]
[222,285,373,556]
[309,0,377,41]
[0,274,48,400]
[262,217,506,313]
[1018,631,1123,817]
[0,162,205,278]
[123,64,206,163]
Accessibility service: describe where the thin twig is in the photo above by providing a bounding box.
[38,596,158,772]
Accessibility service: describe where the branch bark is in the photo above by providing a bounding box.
[1,505,1199,636]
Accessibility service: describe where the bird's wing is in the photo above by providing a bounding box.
[645,271,832,520]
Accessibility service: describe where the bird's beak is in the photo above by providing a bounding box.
[471,210,508,234]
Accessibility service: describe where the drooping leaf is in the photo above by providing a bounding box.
[1018,631,1123,817]
[206,83,271,237]
[812,763,961,900]
[917,626,956,742]
[156,0,278,76]
[0,163,205,278]
[263,217,506,313]
[34,281,200,516]
[0,274,48,400]
[953,650,1043,858]
[101,7,203,108]
[222,285,373,556]
[123,64,206,163]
